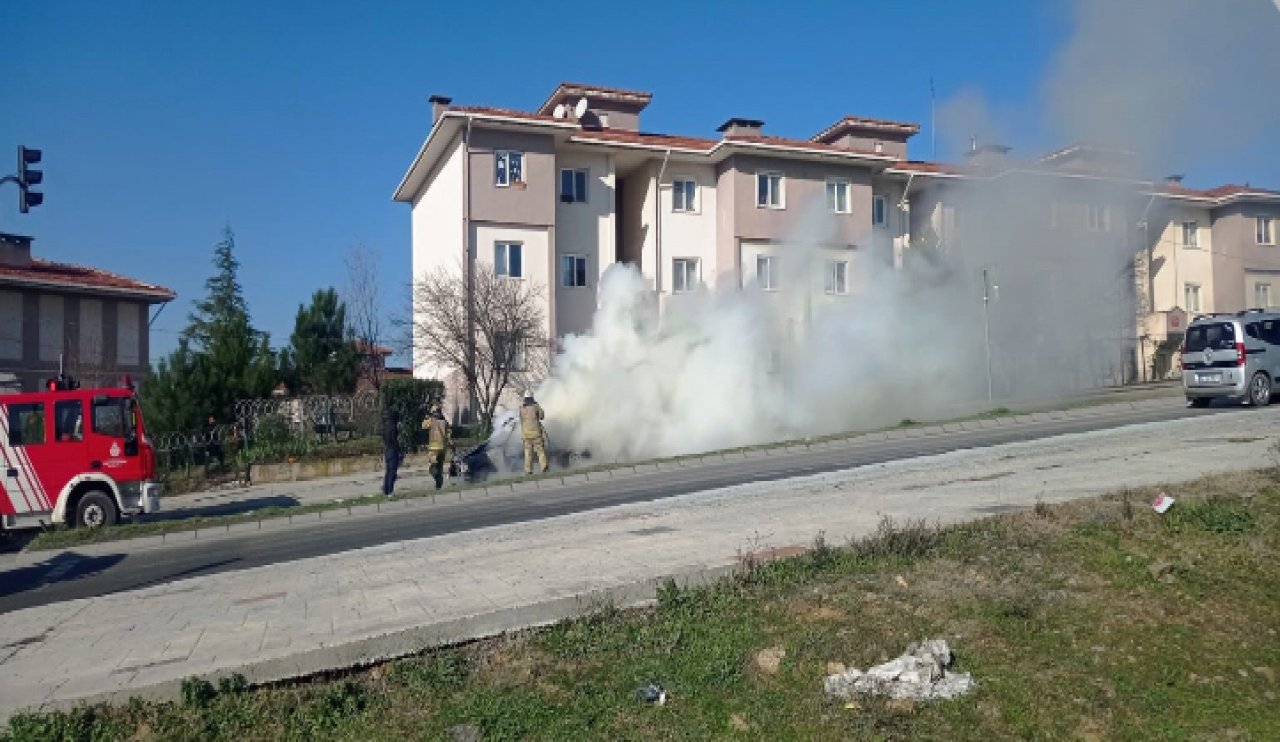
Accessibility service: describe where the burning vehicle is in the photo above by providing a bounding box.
[455,411,584,483]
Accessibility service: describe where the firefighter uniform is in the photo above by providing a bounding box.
[423,405,452,489]
[520,392,548,475]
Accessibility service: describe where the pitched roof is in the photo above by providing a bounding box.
[537,82,653,115]
[723,133,894,160]
[570,128,717,152]
[812,115,921,143]
[0,258,175,301]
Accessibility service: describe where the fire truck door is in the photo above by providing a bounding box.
[47,398,90,494]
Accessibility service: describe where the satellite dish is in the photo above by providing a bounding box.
[553,103,567,119]
[573,97,589,119]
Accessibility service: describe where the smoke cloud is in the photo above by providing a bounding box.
[531,0,1279,462]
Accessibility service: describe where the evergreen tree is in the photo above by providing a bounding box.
[143,226,276,429]
[286,288,359,395]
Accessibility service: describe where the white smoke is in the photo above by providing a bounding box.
[532,0,1280,462]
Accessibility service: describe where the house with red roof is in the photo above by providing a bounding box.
[0,232,174,392]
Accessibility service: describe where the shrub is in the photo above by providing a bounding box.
[379,377,443,451]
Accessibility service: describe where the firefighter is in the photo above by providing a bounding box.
[423,402,453,489]
[520,390,548,475]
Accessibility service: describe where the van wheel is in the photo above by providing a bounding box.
[1188,397,1211,408]
[75,490,119,529]
[1247,372,1272,407]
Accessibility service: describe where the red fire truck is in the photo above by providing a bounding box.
[0,375,160,530]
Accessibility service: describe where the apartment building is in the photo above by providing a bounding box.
[394,81,1278,401]
[0,232,175,392]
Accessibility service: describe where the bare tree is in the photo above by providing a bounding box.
[343,245,386,391]
[412,266,549,434]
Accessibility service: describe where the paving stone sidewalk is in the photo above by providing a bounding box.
[0,404,1272,721]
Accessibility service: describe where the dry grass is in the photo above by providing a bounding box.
[8,468,1280,741]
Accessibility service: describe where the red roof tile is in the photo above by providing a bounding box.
[723,134,893,159]
[570,128,717,151]
[812,115,920,143]
[448,106,567,124]
[538,82,653,114]
[0,258,175,300]
[887,160,965,175]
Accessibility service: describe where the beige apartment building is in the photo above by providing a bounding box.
[394,82,1279,405]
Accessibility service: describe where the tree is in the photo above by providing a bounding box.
[411,266,548,435]
[343,245,386,391]
[283,288,359,395]
[143,226,276,429]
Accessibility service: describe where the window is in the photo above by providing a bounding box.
[39,294,63,363]
[1181,221,1199,247]
[560,168,588,203]
[672,258,700,293]
[872,195,887,227]
[1257,216,1275,245]
[54,400,83,442]
[8,403,45,446]
[494,333,525,371]
[757,172,784,209]
[1260,319,1280,346]
[1184,283,1201,312]
[826,179,850,214]
[672,178,698,212]
[93,396,128,438]
[494,242,523,278]
[1087,204,1110,232]
[1256,283,1273,308]
[756,255,779,291]
[0,291,21,360]
[561,255,587,288]
[1185,322,1234,351]
[494,150,524,186]
[116,302,141,366]
[825,260,848,294]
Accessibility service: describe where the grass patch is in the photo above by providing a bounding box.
[9,468,1278,740]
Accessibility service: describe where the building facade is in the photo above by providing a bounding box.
[395,82,1279,405]
[0,233,175,392]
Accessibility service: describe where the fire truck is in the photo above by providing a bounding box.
[0,375,160,531]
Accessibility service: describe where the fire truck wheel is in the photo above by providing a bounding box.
[75,490,119,529]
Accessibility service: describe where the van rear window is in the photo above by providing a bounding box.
[1185,323,1236,351]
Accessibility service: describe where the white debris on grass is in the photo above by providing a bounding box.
[824,639,975,701]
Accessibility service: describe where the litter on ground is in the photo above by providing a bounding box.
[824,639,975,701]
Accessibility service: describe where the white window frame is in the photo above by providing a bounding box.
[826,178,851,214]
[561,254,588,288]
[756,255,779,291]
[1184,283,1201,313]
[824,260,848,295]
[1257,216,1275,246]
[494,241,523,279]
[494,332,526,371]
[1181,220,1199,248]
[560,168,588,203]
[672,258,700,293]
[1087,203,1111,232]
[672,177,698,213]
[757,172,784,209]
[494,150,524,187]
[872,195,887,227]
[1256,283,1273,308]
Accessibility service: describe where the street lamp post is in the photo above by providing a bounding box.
[982,268,995,403]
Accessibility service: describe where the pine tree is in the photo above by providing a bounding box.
[287,288,359,395]
[143,226,277,429]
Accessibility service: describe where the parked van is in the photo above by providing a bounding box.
[1181,309,1280,407]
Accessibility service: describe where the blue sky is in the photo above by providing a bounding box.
[2,0,1277,362]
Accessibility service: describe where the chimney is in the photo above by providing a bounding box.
[0,233,33,268]
[717,117,765,138]
[429,95,453,126]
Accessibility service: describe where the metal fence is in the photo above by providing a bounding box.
[151,392,385,474]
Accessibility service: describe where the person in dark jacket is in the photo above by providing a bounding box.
[382,410,402,496]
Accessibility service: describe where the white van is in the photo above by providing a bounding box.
[1181,310,1280,407]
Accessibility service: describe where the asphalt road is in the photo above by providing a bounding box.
[0,400,1227,613]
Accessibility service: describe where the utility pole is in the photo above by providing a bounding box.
[982,268,995,403]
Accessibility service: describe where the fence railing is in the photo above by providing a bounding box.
[150,392,386,476]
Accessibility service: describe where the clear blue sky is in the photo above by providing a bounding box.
[3,0,1276,362]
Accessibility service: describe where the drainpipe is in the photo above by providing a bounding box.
[463,115,477,421]
[654,149,672,296]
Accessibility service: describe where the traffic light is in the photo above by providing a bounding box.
[18,146,43,213]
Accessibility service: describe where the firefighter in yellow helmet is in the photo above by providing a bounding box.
[519,390,548,475]
[422,401,453,489]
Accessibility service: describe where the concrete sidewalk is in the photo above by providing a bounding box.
[1,403,1271,722]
